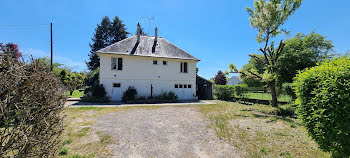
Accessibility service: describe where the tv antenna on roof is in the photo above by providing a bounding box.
[142,16,154,35]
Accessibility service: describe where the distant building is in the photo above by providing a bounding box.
[227,76,242,86]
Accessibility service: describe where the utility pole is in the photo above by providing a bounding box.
[50,23,53,71]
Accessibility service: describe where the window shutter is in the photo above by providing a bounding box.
[118,58,123,70]
[111,57,116,69]
[184,62,188,73]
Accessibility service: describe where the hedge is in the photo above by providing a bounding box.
[293,56,350,157]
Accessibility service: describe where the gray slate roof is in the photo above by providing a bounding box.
[97,35,199,61]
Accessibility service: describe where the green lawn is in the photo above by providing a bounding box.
[65,90,84,98]
[245,92,292,102]
[199,100,330,157]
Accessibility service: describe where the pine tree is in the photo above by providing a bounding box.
[87,16,129,71]
[110,16,129,44]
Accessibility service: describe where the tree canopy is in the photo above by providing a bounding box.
[87,16,129,70]
[276,32,333,83]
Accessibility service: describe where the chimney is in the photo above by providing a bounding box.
[137,23,141,43]
[155,27,158,42]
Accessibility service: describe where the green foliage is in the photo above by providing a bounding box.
[87,16,129,70]
[59,147,69,155]
[91,84,106,97]
[281,82,296,100]
[154,91,178,100]
[122,86,137,102]
[214,85,235,101]
[277,32,333,84]
[239,54,265,87]
[246,0,302,43]
[293,56,350,157]
[234,84,249,98]
[60,70,85,95]
[85,67,99,87]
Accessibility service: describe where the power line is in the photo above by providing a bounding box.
[0,24,50,27]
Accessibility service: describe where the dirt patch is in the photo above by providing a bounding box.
[92,106,240,158]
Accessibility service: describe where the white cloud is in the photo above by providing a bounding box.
[22,48,87,72]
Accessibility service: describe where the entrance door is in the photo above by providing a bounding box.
[112,83,121,101]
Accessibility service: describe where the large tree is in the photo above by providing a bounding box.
[243,0,302,107]
[276,32,333,84]
[87,16,129,71]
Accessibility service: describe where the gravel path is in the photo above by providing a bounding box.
[92,106,240,158]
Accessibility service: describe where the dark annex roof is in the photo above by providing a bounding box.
[97,35,199,61]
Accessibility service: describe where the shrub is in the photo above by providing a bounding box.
[293,56,350,157]
[281,82,296,100]
[167,91,178,100]
[214,85,235,101]
[275,104,296,117]
[0,56,66,157]
[234,84,248,98]
[81,96,109,103]
[92,84,106,97]
[122,86,137,102]
[154,91,178,100]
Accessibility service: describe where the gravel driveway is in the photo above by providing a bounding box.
[93,106,240,158]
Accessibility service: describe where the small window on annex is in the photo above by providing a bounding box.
[113,83,121,88]
[175,84,178,88]
[179,84,183,88]
[184,85,187,88]
[188,84,192,88]
[153,60,158,65]
[163,61,167,65]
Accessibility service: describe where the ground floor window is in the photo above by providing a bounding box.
[113,83,121,87]
[175,84,192,89]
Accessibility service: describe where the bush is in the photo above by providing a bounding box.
[81,96,109,103]
[281,82,296,100]
[92,84,106,97]
[167,91,178,100]
[122,86,137,102]
[0,56,66,157]
[214,85,235,101]
[234,84,248,98]
[293,56,350,157]
[154,91,178,100]
[275,104,296,117]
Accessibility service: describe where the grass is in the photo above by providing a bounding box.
[199,100,330,158]
[245,92,292,102]
[65,90,84,98]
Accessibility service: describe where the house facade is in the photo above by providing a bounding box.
[97,24,199,101]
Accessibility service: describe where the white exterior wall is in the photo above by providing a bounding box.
[99,53,198,101]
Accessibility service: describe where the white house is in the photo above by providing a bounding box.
[227,76,242,86]
[97,23,200,101]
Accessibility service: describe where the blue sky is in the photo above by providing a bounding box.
[1,0,349,79]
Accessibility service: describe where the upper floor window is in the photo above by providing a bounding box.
[163,61,167,65]
[111,57,116,69]
[111,57,123,70]
[118,58,123,70]
[153,60,158,65]
[180,62,188,73]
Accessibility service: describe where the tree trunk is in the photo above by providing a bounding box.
[269,80,278,107]
[70,90,74,96]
